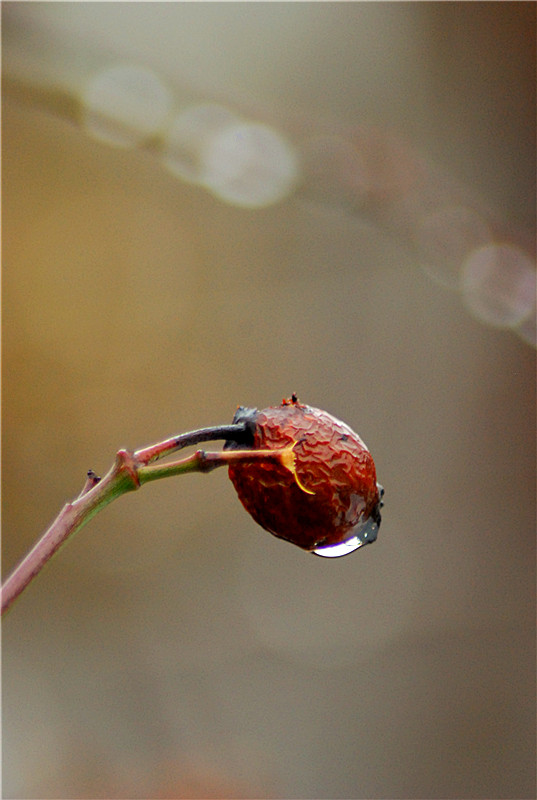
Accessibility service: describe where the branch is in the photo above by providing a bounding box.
[1,423,293,616]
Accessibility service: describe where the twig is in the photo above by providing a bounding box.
[0,423,292,617]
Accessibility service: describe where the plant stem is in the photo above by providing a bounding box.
[137,445,297,484]
[1,449,138,616]
[134,422,251,465]
[0,425,290,617]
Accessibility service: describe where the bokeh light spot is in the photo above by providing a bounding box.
[201,122,299,208]
[81,64,172,148]
[461,244,536,329]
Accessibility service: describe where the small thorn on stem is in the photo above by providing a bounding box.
[77,469,101,499]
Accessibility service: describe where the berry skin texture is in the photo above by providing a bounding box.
[226,396,383,554]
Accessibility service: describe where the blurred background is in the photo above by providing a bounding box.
[2,3,535,798]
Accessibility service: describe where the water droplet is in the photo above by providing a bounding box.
[313,517,379,558]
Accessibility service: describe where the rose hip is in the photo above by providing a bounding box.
[226,395,383,556]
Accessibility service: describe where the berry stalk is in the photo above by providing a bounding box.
[0,423,284,616]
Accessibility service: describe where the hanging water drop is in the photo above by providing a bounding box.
[313,538,366,558]
[313,514,380,558]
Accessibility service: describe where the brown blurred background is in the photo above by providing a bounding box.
[2,3,535,798]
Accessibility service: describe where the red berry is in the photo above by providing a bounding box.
[226,396,383,556]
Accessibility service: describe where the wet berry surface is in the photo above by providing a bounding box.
[227,396,383,554]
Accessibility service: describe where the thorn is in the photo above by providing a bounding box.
[77,469,101,498]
